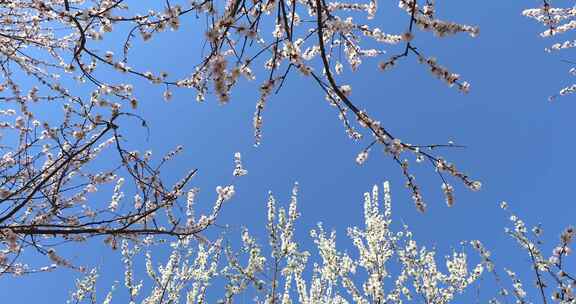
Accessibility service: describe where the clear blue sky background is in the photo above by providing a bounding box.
[2,0,575,302]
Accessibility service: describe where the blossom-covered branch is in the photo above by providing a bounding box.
[523,1,576,100]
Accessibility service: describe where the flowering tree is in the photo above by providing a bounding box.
[66,183,576,304]
[0,0,482,217]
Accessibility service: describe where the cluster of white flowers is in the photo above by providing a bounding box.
[436,158,482,192]
[232,152,248,177]
[398,0,479,38]
[355,149,369,165]
[441,182,455,207]
[505,269,529,301]
[90,237,222,304]
[109,177,125,211]
[223,182,483,303]
[417,56,470,93]
[67,268,99,304]
[216,185,236,202]
[253,79,276,146]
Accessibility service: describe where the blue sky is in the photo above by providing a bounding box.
[2,0,575,302]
